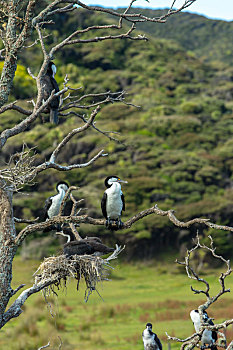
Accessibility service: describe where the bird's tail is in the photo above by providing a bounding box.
[50,109,59,124]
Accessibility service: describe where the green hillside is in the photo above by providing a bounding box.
[121,8,233,66]
[1,9,233,258]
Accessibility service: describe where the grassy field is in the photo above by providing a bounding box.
[0,256,233,350]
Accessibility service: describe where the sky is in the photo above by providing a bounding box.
[82,0,233,21]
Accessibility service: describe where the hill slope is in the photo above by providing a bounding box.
[1,9,233,258]
[124,8,233,66]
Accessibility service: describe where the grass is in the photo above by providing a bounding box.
[0,257,232,349]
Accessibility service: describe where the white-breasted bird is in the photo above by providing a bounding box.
[41,61,60,124]
[43,182,69,229]
[190,309,217,350]
[101,175,127,230]
[142,323,162,350]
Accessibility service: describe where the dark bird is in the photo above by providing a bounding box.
[190,310,217,350]
[42,182,69,231]
[41,61,60,124]
[142,323,162,350]
[59,230,115,291]
[101,175,127,230]
[61,229,114,257]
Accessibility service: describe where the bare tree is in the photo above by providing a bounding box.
[0,0,202,333]
[166,235,233,350]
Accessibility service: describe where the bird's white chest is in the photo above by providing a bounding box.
[202,330,213,345]
[105,183,123,219]
[190,312,213,346]
[47,190,65,218]
[143,330,156,349]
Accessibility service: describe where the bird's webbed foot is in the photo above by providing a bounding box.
[116,218,123,229]
[105,217,113,228]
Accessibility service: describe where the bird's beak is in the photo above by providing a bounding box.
[118,179,128,184]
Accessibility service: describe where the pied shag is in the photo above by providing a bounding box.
[61,229,115,257]
[142,323,162,350]
[101,175,127,230]
[43,181,69,228]
[190,309,217,350]
[41,61,60,124]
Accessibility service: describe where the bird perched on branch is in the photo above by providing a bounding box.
[42,182,69,230]
[41,61,60,124]
[190,309,217,350]
[101,175,127,230]
[142,323,162,350]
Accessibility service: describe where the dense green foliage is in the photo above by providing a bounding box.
[128,9,233,66]
[1,9,233,258]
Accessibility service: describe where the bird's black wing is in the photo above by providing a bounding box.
[84,239,114,254]
[42,197,52,221]
[101,192,107,219]
[50,77,60,111]
[154,334,162,350]
[121,193,125,211]
[50,76,59,93]
[212,331,218,342]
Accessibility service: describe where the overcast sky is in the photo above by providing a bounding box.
[82,0,233,21]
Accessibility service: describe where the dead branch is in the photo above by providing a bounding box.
[0,87,67,150]
[167,235,233,349]
[0,101,32,116]
[15,204,233,246]
[58,186,79,216]
[70,0,197,24]
[38,342,50,350]
[49,106,100,163]
[176,234,232,304]
[11,284,26,297]
[14,217,39,224]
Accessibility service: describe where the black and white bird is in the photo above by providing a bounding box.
[142,323,162,350]
[101,175,127,230]
[41,61,60,124]
[43,182,69,228]
[190,309,217,350]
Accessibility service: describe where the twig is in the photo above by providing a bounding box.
[167,234,233,349]
[38,342,50,350]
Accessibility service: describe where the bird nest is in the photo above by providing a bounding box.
[34,245,123,301]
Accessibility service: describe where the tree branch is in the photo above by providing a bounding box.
[49,106,100,163]
[0,88,67,150]
[38,342,50,350]
[15,205,233,246]
[0,101,32,116]
[168,235,233,349]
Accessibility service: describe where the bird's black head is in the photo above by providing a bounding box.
[146,323,153,329]
[194,309,208,318]
[104,175,128,188]
[47,61,57,77]
[56,181,69,192]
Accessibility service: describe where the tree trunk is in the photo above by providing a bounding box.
[0,54,17,108]
[0,183,17,327]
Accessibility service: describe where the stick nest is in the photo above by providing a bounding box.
[34,254,111,301]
